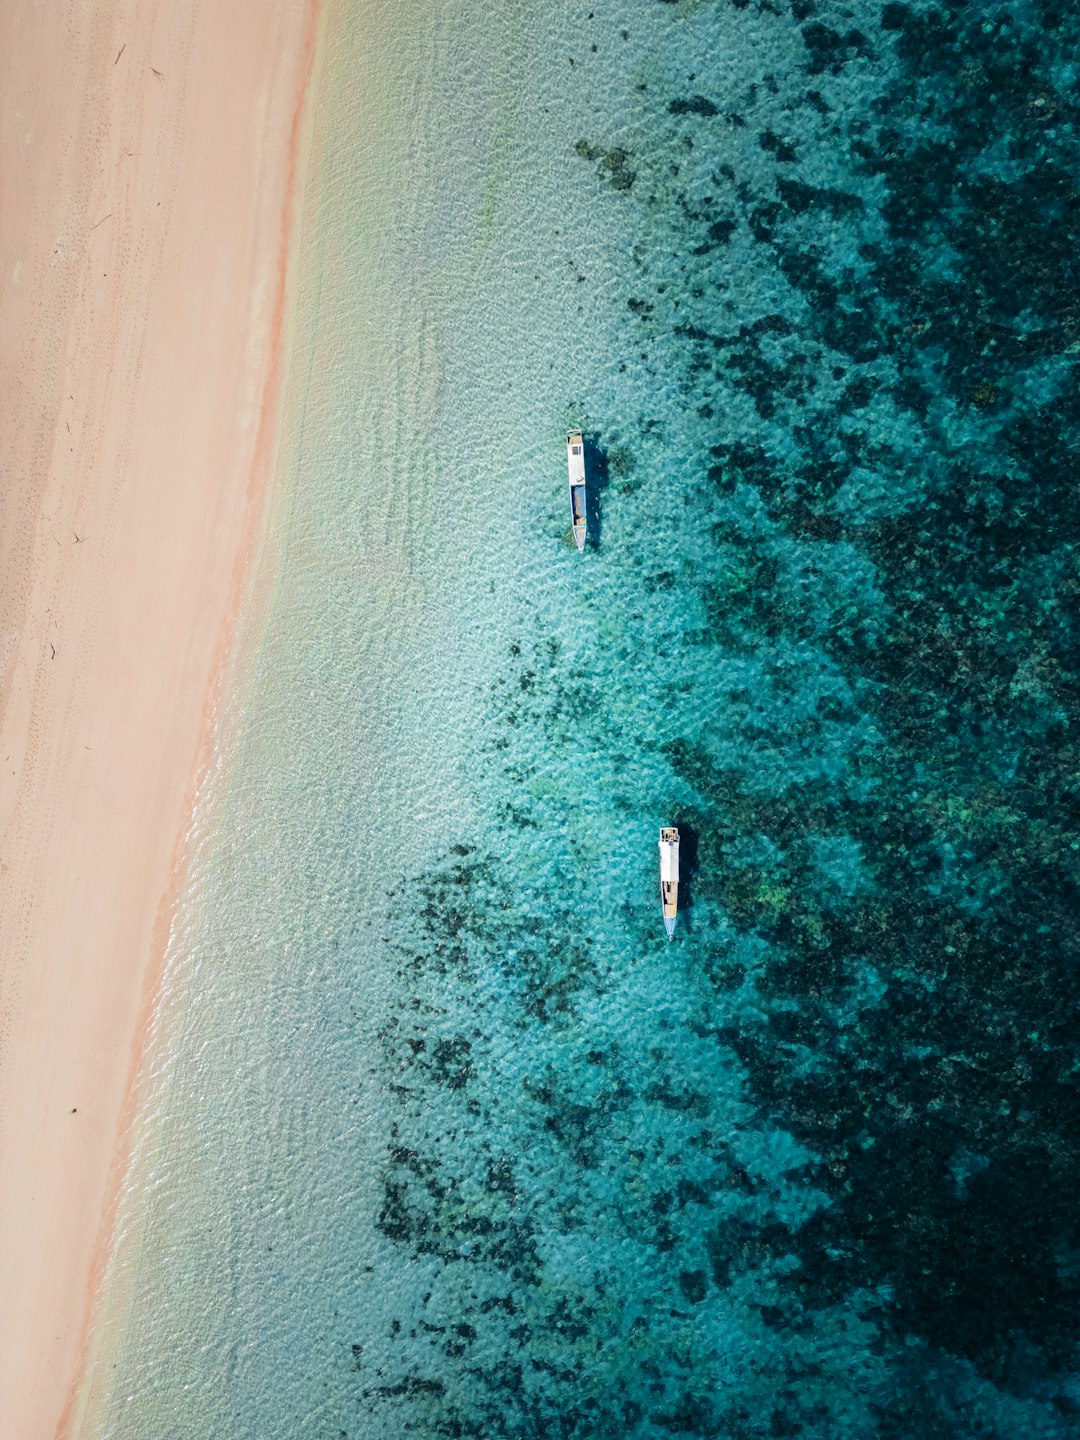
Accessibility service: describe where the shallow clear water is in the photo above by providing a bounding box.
[83,1,1080,1436]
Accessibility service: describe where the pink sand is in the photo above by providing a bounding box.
[0,4,320,1434]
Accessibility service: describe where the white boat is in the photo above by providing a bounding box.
[660,827,679,940]
[567,430,587,551]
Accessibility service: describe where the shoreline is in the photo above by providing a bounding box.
[0,4,321,1437]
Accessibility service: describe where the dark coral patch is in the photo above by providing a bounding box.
[669,95,720,117]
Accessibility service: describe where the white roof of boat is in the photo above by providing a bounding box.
[567,440,585,484]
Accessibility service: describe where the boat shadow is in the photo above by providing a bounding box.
[675,822,700,935]
[583,433,611,550]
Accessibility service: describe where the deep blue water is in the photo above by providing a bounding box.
[85,2,1080,1436]
[357,3,1080,1435]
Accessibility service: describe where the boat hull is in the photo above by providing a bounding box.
[567,430,587,550]
[570,485,586,551]
[659,826,680,940]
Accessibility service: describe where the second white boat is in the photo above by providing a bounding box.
[567,429,587,551]
[660,827,680,940]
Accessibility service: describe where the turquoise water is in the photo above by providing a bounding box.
[83,1,1080,1436]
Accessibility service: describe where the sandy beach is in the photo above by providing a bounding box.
[0,3,319,1435]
